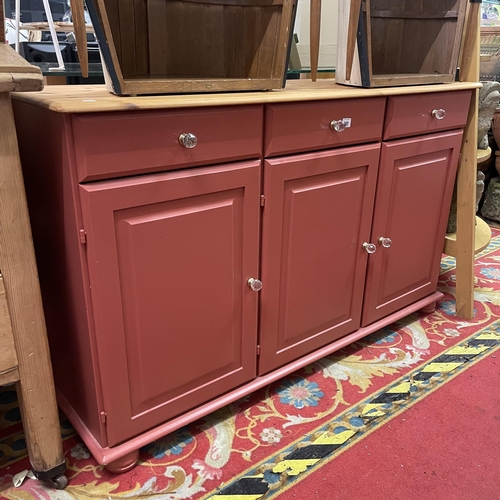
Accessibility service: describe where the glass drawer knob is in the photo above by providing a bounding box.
[363,242,377,254]
[432,109,446,120]
[179,133,198,148]
[247,278,263,292]
[330,119,347,132]
[379,237,392,248]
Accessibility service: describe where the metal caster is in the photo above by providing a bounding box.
[46,473,68,490]
[32,461,68,490]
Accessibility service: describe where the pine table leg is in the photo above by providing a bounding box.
[455,2,480,320]
[0,93,66,487]
[455,90,478,320]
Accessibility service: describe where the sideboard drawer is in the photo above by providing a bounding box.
[72,105,263,182]
[264,97,386,156]
[384,90,472,140]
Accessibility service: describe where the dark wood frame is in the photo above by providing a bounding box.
[336,0,468,88]
[86,0,297,96]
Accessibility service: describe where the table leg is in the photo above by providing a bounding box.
[455,90,478,320]
[0,92,66,487]
[455,1,480,319]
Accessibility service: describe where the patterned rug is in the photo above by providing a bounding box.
[1,228,500,500]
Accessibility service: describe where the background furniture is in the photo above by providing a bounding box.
[444,147,493,257]
[12,79,479,471]
[84,0,298,95]
[336,0,468,87]
[0,2,67,489]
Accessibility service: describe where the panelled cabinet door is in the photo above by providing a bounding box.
[362,130,463,326]
[258,144,381,375]
[79,161,261,446]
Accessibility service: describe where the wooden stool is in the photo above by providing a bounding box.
[444,216,492,257]
[444,147,492,258]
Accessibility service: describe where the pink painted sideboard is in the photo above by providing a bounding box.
[12,81,474,471]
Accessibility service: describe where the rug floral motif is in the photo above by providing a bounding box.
[1,229,500,500]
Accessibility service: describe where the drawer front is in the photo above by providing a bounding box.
[72,105,263,182]
[384,90,472,140]
[264,97,386,156]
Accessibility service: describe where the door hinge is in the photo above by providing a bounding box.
[79,229,87,244]
[260,195,265,207]
[257,345,261,356]
[100,411,107,424]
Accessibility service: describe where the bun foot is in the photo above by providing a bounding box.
[421,301,436,315]
[104,450,139,474]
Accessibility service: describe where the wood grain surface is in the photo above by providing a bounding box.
[11,80,481,113]
[0,44,44,92]
[69,0,89,77]
[345,0,362,80]
[0,45,42,74]
[454,1,481,319]
[0,92,64,472]
[310,0,321,81]
[0,274,18,376]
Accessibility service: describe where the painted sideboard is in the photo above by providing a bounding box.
[12,80,478,471]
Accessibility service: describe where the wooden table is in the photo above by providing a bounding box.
[0,8,67,489]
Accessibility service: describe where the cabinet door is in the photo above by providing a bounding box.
[362,130,463,326]
[79,161,260,446]
[258,144,380,375]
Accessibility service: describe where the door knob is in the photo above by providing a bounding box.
[179,133,198,148]
[431,109,446,120]
[247,278,263,291]
[362,242,377,254]
[378,237,392,248]
[330,118,351,132]
[330,119,347,132]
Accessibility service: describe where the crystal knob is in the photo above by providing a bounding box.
[247,278,263,292]
[179,133,198,148]
[330,119,347,132]
[379,237,392,248]
[431,109,446,120]
[363,242,377,254]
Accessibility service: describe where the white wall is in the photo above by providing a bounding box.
[294,0,338,68]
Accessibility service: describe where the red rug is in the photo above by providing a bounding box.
[1,228,500,499]
[278,350,500,500]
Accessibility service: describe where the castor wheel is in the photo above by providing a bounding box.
[32,461,68,489]
[46,473,68,490]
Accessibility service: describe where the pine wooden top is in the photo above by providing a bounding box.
[12,79,481,113]
[0,45,44,93]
